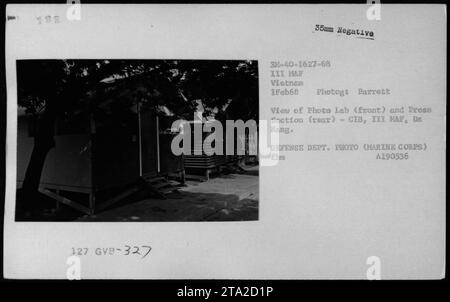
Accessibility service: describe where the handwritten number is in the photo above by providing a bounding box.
[124,245,131,255]
[141,246,152,259]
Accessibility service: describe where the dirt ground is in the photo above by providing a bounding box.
[77,165,259,222]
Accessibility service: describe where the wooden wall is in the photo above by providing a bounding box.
[17,116,92,192]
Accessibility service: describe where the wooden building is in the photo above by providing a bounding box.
[183,119,226,180]
[182,117,250,180]
[17,99,184,215]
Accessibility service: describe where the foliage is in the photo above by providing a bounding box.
[17,59,258,121]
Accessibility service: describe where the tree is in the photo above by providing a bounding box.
[17,59,165,198]
[175,60,258,121]
[17,59,258,205]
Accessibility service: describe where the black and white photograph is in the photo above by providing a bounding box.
[2,3,446,282]
[15,59,259,222]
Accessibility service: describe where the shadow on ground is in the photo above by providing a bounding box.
[15,189,86,221]
[78,191,258,222]
[15,165,259,222]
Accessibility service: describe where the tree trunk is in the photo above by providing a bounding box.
[21,110,56,196]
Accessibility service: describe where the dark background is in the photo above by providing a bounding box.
[0,0,448,296]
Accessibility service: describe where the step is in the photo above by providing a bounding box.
[143,176,166,183]
[152,182,172,189]
[160,187,179,194]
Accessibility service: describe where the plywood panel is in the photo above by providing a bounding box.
[94,112,140,191]
[140,110,158,176]
[17,117,92,190]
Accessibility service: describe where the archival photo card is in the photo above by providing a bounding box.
[3,4,446,280]
[15,59,259,222]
